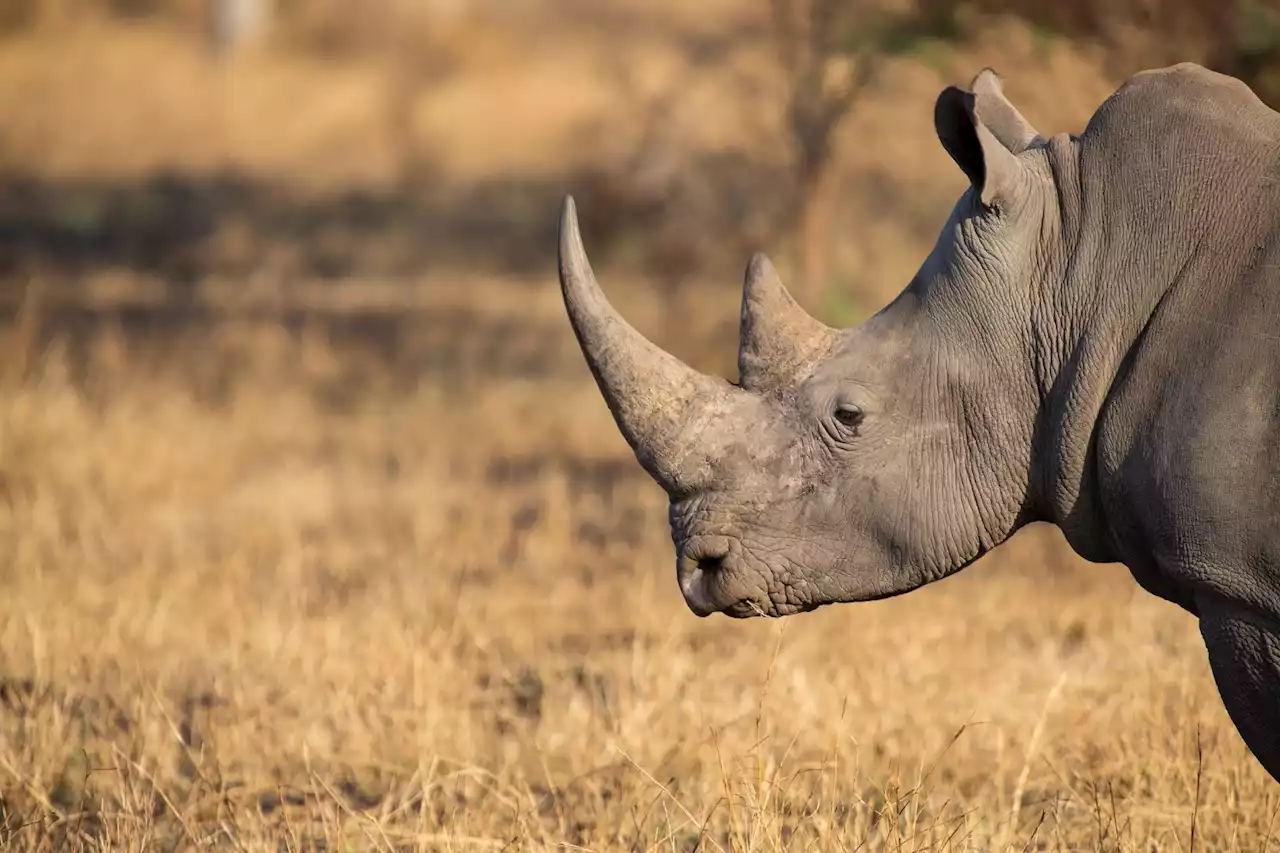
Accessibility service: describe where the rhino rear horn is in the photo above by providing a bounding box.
[558,195,745,495]
[970,68,1046,154]
[737,253,838,391]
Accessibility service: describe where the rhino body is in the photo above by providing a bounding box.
[555,63,1280,782]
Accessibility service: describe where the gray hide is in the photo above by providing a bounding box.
[556,63,1280,783]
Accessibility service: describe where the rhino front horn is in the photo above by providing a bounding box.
[737,253,838,390]
[557,195,745,495]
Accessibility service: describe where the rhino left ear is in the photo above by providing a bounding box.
[934,85,1024,209]
[970,68,1045,154]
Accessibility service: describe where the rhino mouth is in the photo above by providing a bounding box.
[689,594,774,619]
[723,599,772,619]
[677,534,820,618]
[676,534,760,617]
[718,597,822,619]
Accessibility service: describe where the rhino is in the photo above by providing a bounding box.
[555,62,1280,782]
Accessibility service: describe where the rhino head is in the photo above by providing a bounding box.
[559,69,1065,618]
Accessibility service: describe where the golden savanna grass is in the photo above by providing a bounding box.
[0,6,1278,851]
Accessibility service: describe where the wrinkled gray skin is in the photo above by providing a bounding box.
[556,63,1280,782]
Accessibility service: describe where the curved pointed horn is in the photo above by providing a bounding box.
[970,68,1045,154]
[558,195,740,495]
[737,253,838,390]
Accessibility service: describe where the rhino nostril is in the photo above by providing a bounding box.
[685,537,731,574]
[697,553,726,573]
[679,536,732,583]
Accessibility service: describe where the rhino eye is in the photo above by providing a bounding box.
[833,404,864,431]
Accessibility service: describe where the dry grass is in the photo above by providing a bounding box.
[1,7,1279,851]
[0,289,1277,852]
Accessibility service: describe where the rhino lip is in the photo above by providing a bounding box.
[677,535,734,617]
[678,567,720,617]
[680,566,771,620]
[689,595,764,619]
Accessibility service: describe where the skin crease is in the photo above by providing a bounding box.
[557,63,1280,782]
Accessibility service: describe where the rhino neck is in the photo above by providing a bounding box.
[1018,131,1122,561]
[1024,127,1177,563]
[902,237,1049,580]
[904,128,1163,564]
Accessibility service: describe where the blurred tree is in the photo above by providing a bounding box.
[767,0,1280,304]
[931,0,1280,108]
[768,0,874,306]
[766,0,958,306]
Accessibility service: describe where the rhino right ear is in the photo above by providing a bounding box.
[934,85,1024,209]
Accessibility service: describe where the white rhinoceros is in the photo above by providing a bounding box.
[557,63,1280,783]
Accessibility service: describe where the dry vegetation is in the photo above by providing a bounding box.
[1,2,1279,850]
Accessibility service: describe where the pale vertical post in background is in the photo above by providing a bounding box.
[205,0,273,60]
[203,0,273,172]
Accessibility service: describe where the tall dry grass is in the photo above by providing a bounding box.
[0,290,1277,851]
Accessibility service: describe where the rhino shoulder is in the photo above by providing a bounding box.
[1127,61,1226,86]
[1102,61,1275,125]
[1076,60,1280,197]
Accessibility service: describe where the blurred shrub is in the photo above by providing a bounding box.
[0,0,205,31]
[0,0,476,68]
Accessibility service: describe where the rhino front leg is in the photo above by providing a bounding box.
[1198,595,1280,782]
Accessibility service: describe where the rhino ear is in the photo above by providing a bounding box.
[970,68,1045,154]
[934,85,1024,208]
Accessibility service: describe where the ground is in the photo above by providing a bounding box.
[0,5,1276,851]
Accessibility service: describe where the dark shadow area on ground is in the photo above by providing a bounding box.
[0,156,789,391]
[0,153,942,396]
[0,150,787,286]
[28,301,592,392]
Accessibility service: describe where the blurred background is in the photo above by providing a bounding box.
[2,1,1280,850]
[5,0,1280,365]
